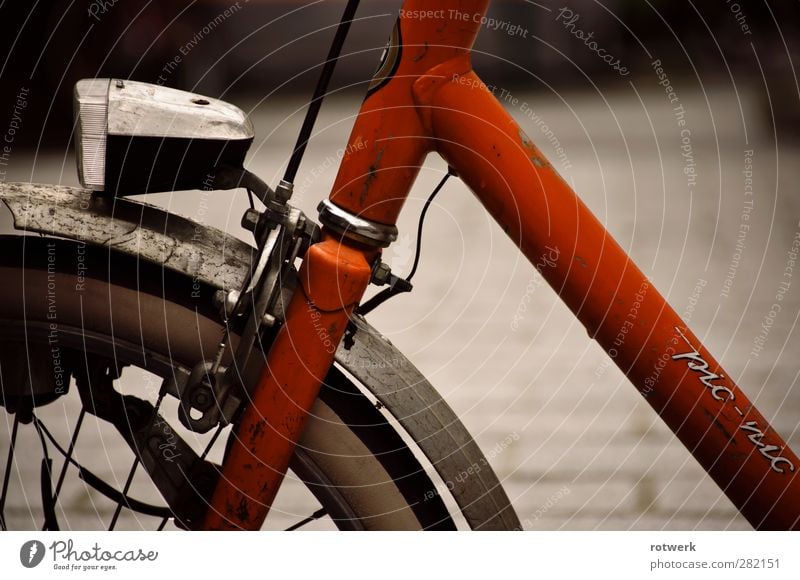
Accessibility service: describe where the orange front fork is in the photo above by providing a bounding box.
[203,236,373,529]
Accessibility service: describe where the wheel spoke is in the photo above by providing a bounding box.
[200,423,225,462]
[53,407,85,503]
[108,459,139,530]
[77,467,171,518]
[285,507,327,531]
[0,415,20,531]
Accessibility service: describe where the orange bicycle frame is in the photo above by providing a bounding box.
[204,0,800,530]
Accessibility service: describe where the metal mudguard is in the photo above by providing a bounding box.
[0,182,253,290]
[0,181,520,530]
[336,316,521,530]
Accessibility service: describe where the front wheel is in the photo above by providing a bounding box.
[0,236,454,530]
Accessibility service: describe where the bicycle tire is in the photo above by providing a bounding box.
[0,235,455,530]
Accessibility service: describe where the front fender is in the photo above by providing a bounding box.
[336,315,521,530]
[0,182,253,291]
[0,181,520,530]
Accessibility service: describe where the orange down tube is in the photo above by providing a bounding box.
[413,65,800,529]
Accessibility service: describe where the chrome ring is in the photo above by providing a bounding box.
[317,199,398,248]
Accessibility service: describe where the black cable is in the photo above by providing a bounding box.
[407,169,454,282]
[212,166,272,205]
[283,0,361,185]
[357,168,455,317]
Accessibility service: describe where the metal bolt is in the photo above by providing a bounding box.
[241,208,261,232]
[372,262,392,286]
[190,386,214,412]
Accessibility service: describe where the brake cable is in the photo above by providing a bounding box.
[357,167,456,317]
[282,0,361,187]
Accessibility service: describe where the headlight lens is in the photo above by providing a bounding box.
[73,79,110,191]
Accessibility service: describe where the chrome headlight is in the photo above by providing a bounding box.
[73,79,254,195]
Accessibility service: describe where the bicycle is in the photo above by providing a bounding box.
[1,0,798,531]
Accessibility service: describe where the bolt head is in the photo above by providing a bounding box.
[372,262,391,285]
[241,208,261,232]
[191,386,214,411]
